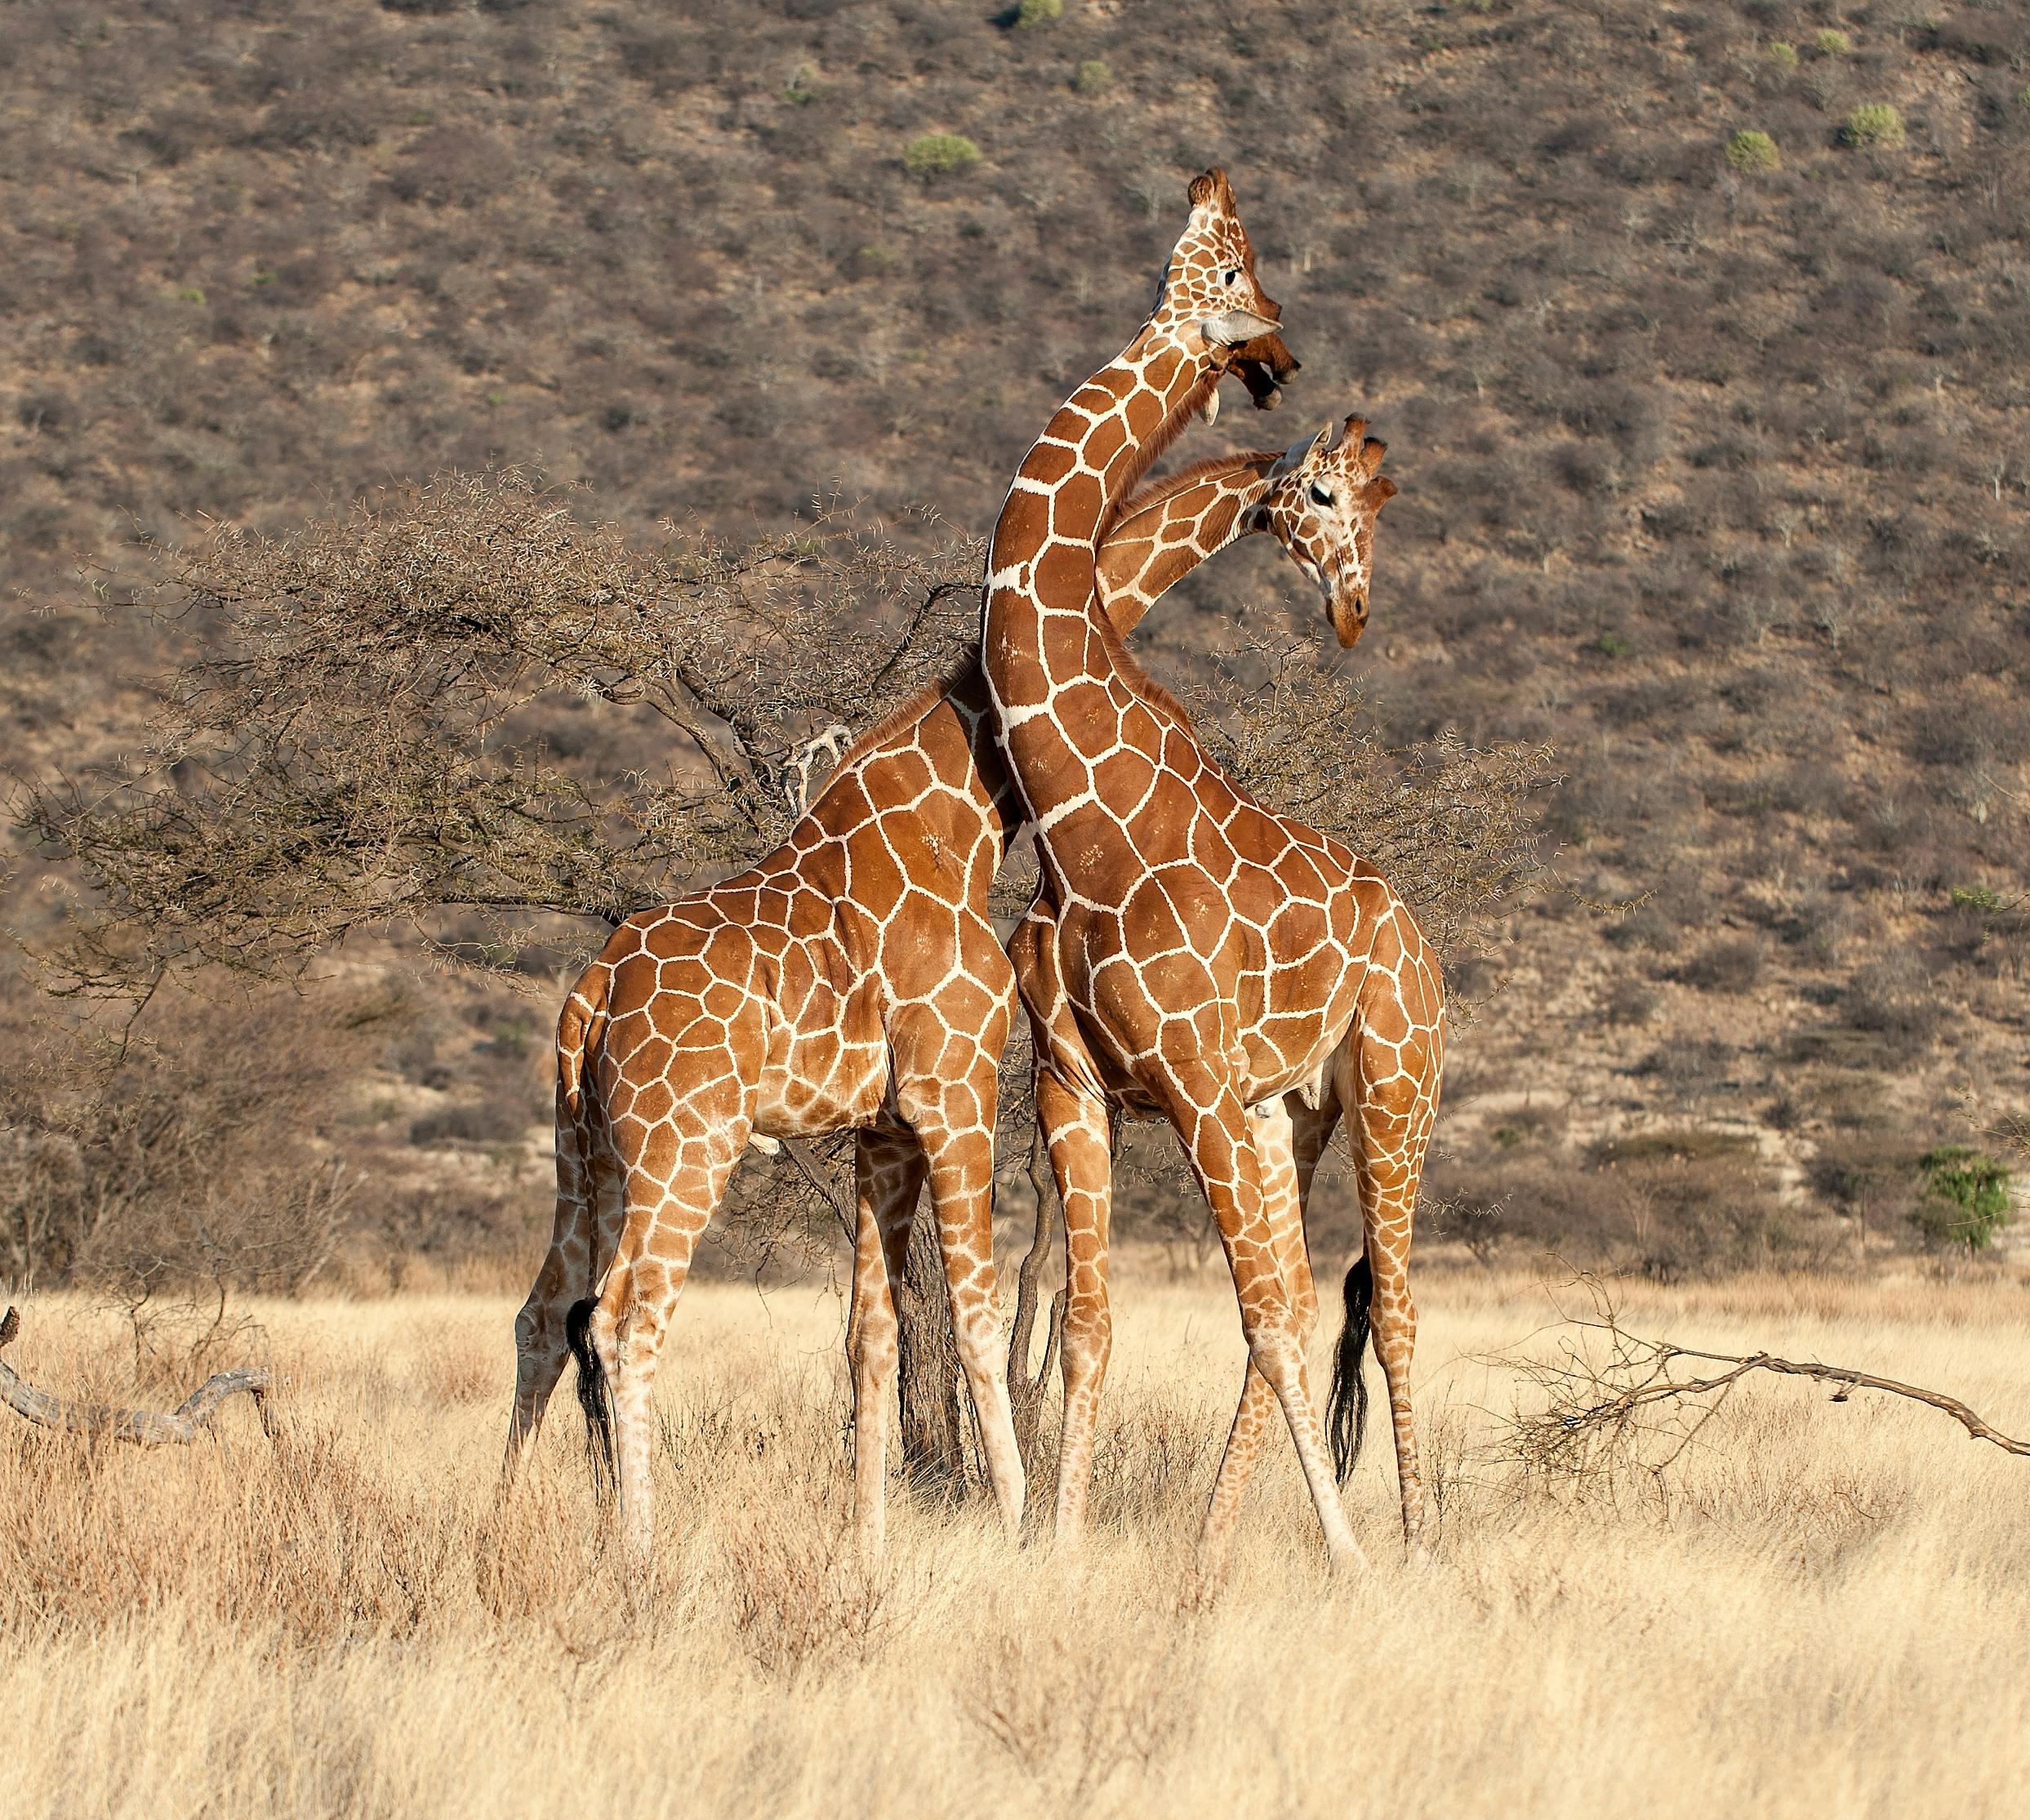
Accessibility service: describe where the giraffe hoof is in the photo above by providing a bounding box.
[1324,1538,1370,1578]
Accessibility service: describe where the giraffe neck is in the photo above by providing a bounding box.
[814,448,1285,870]
[1093,452,1280,637]
[980,320,1221,826]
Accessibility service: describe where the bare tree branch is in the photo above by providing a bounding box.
[1506,1276,2030,1491]
[0,1306,273,1446]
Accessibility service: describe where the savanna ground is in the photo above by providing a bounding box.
[5,1258,2027,1820]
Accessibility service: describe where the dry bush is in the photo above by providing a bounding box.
[0,980,373,1355]
[963,1623,1196,1807]
[720,1514,897,1680]
[24,475,982,996]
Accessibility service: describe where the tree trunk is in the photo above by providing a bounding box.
[783,1134,967,1491]
[894,1212,968,1489]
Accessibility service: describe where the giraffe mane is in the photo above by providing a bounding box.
[803,655,978,808]
[1112,450,1281,527]
[1086,599,1197,732]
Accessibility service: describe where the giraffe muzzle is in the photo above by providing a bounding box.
[1329,585,1369,650]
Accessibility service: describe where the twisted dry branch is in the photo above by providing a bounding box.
[0,1306,274,1446]
[1509,1278,2030,1487]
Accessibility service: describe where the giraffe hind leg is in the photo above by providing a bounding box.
[1161,1062,1364,1575]
[505,1085,599,1479]
[1334,949,1445,1552]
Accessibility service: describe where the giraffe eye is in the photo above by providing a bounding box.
[1222,268,1240,287]
[1308,483,1333,508]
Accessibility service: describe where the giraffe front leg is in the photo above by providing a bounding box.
[1035,1067,1115,1547]
[1165,1068,1364,1577]
[1196,1095,1326,1582]
[848,1129,924,1561]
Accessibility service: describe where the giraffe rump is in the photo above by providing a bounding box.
[1327,1253,1373,1484]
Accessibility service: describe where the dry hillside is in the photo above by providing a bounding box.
[3,0,2028,1275]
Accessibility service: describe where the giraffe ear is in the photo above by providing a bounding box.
[1200,308,1280,349]
[1271,424,1333,476]
[1365,475,1400,508]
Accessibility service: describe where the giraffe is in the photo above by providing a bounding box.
[498,397,1397,1570]
[979,168,1445,1574]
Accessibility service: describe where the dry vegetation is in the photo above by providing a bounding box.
[2,1264,2027,1818]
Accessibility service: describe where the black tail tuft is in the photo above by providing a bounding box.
[1327,1255,1373,1485]
[565,1297,615,1490]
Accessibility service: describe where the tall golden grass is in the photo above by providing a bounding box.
[2,1264,2026,1818]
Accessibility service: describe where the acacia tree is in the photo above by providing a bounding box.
[21,471,1553,1484]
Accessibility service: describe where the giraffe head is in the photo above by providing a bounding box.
[1258,415,1397,648]
[1152,167,1289,398]
[1231,327,1302,412]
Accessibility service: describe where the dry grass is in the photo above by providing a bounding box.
[3,1263,2027,1818]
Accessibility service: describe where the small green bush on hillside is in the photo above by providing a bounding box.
[1911,1147,2012,1255]
[1814,29,1851,55]
[903,133,982,180]
[1016,0,1062,26]
[1726,130,1781,172]
[1767,40,1798,68]
[1842,104,1906,149]
[1074,58,1111,94]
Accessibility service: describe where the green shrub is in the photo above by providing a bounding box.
[1814,29,1851,54]
[1015,0,1062,26]
[1767,40,1798,67]
[1948,883,2006,913]
[1726,130,1781,172]
[1911,1147,2012,1255]
[1073,58,1111,94]
[903,132,982,180]
[1842,104,1906,149]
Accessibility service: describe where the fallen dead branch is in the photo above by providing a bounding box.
[1507,1276,2030,1492]
[0,1306,273,1446]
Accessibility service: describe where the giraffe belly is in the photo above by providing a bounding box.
[751,1011,890,1138]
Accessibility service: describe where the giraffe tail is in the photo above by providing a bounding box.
[1326,1253,1373,1484]
[566,1297,615,1490]
[557,967,616,1488]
